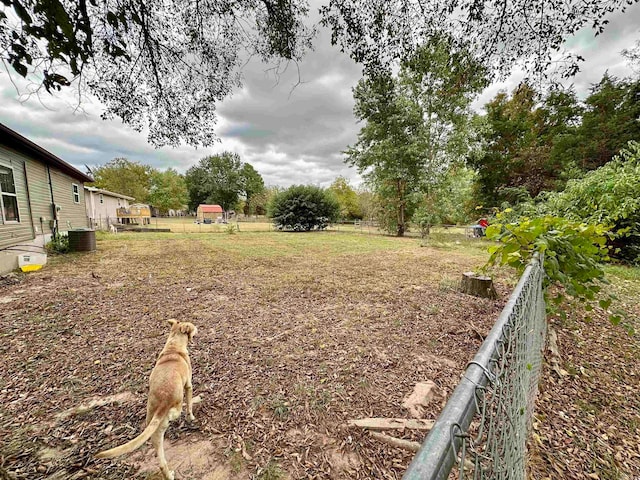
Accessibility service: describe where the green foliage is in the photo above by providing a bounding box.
[185,153,264,213]
[347,36,486,236]
[46,235,69,255]
[539,142,640,262]
[257,460,284,480]
[355,188,378,223]
[576,75,640,171]
[416,166,478,228]
[471,75,640,208]
[248,187,280,216]
[90,158,153,202]
[148,168,188,214]
[241,163,266,215]
[346,72,425,236]
[469,84,580,205]
[268,185,339,232]
[412,205,438,238]
[485,213,629,331]
[329,176,362,220]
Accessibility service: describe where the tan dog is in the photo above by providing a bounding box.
[96,320,197,480]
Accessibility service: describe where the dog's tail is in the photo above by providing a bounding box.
[95,410,165,459]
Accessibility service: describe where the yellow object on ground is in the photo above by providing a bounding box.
[20,264,43,272]
[17,253,47,272]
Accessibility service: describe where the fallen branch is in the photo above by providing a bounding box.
[369,432,421,452]
[347,418,434,431]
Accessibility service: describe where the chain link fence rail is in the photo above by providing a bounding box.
[404,254,546,480]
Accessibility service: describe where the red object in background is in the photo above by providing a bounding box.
[479,218,489,228]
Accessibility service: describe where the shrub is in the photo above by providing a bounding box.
[268,185,340,231]
[46,234,69,254]
[412,205,439,238]
[538,141,640,263]
[485,213,629,331]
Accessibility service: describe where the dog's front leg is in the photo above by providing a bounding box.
[185,381,195,422]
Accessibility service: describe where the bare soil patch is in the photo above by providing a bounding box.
[0,232,505,479]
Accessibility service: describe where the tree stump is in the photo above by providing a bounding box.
[460,272,498,299]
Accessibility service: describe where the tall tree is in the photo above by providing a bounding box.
[2,0,631,145]
[469,83,584,205]
[90,158,153,202]
[577,74,640,171]
[471,74,640,206]
[347,37,486,236]
[346,73,427,236]
[185,152,258,212]
[148,168,188,214]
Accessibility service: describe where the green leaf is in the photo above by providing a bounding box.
[598,298,612,310]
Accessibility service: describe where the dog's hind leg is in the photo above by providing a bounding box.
[151,421,174,480]
[185,381,195,422]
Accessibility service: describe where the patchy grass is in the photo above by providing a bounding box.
[0,229,505,480]
[3,229,638,479]
[257,460,285,480]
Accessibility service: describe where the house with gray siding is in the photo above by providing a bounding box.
[0,123,93,274]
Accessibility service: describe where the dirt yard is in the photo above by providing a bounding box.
[0,231,505,480]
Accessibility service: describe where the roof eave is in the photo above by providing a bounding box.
[0,123,94,183]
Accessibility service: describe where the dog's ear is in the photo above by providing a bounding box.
[178,323,197,343]
[167,319,178,328]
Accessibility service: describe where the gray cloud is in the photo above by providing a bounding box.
[1,3,638,189]
[473,3,640,110]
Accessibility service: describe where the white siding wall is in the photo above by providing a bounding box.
[85,190,131,229]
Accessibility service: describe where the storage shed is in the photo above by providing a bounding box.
[196,204,223,222]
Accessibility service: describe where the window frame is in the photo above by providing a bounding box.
[0,163,20,224]
[72,183,80,204]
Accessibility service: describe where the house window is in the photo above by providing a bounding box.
[99,193,104,204]
[72,183,80,204]
[0,165,20,223]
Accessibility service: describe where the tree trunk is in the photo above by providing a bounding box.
[397,179,405,237]
[460,272,498,299]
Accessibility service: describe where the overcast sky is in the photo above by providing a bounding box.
[1,4,638,188]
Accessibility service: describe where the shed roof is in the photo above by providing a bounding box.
[84,186,135,201]
[199,204,223,213]
[0,123,94,183]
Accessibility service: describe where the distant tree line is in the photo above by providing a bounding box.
[344,35,640,243]
[89,155,371,223]
[89,153,268,216]
[470,74,640,206]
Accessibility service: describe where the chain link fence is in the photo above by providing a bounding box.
[404,254,546,480]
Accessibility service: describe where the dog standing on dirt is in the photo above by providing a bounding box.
[96,320,198,480]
